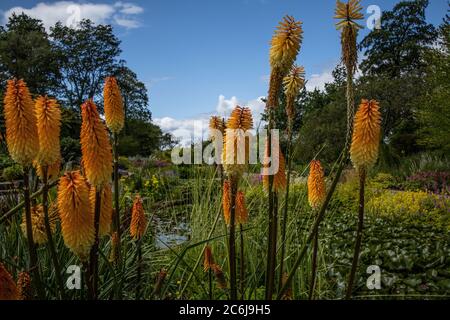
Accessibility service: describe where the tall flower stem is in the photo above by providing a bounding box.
[136,239,142,300]
[228,177,237,300]
[278,129,293,289]
[277,151,347,299]
[42,166,66,299]
[88,190,102,300]
[208,268,213,300]
[265,111,276,300]
[239,223,245,300]
[308,225,319,300]
[112,133,121,257]
[346,168,366,299]
[23,167,44,299]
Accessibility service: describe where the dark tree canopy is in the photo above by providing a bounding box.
[359,0,437,77]
[51,19,122,110]
[0,13,60,94]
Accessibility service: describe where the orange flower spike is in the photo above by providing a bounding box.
[130,195,147,240]
[236,191,248,224]
[203,245,215,272]
[223,106,253,175]
[80,99,113,187]
[57,171,94,260]
[307,160,326,209]
[3,79,39,166]
[20,204,57,245]
[350,99,382,170]
[0,262,19,300]
[34,158,61,181]
[263,145,287,192]
[222,180,231,225]
[90,184,113,237]
[103,76,124,133]
[35,95,61,166]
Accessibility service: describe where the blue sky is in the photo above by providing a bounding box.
[0,0,447,141]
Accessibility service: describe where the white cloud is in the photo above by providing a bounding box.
[154,95,266,146]
[1,1,144,30]
[306,70,334,91]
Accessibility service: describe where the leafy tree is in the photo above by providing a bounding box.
[0,13,60,94]
[359,0,437,77]
[118,119,165,156]
[417,12,450,153]
[51,19,121,110]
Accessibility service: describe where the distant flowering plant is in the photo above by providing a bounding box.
[406,171,449,194]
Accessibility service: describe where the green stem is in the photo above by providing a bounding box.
[23,167,44,299]
[278,129,293,289]
[345,168,366,299]
[276,152,347,299]
[265,111,276,300]
[239,223,245,300]
[308,227,319,300]
[88,190,101,300]
[136,239,142,300]
[42,166,66,299]
[229,178,237,300]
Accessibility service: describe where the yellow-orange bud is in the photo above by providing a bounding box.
[103,76,124,133]
[130,195,147,240]
[236,191,248,224]
[35,95,61,166]
[203,245,215,272]
[263,143,287,192]
[90,184,113,237]
[222,180,231,225]
[57,171,94,260]
[3,79,39,166]
[307,160,326,209]
[80,99,112,187]
[350,99,381,170]
[20,204,57,245]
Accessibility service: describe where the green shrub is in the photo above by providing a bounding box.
[2,164,23,181]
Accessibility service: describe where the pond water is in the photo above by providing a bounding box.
[153,216,190,249]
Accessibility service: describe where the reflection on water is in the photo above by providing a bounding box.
[154,216,190,249]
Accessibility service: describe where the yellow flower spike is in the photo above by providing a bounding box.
[203,245,215,272]
[3,79,39,166]
[17,272,32,300]
[80,99,113,187]
[334,0,364,30]
[130,195,147,240]
[90,184,113,237]
[283,65,305,123]
[223,106,253,176]
[334,0,364,74]
[20,204,57,245]
[262,143,287,192]
[222,180,231,225]
[57,171,94,260]
[209,116,225,138]
[103,76,124,134]
[236,191,248,224]
[307,160,326,209]
[350,99,382,170]
[0,262,19,300]
[35,95,61,166]
[269,15,303,72]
